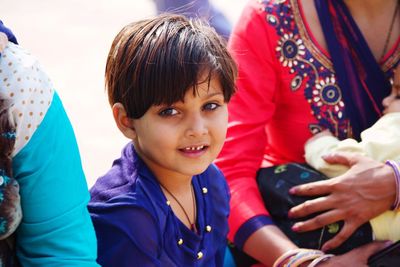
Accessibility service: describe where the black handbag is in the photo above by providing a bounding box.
[256,163,373,254]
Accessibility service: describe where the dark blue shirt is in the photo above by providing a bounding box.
[88,143,230,267]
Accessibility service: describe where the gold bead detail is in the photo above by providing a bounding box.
[202,187,208,194]
[197,251,203,259]
[177,238,183,245]
[205,225,212,232]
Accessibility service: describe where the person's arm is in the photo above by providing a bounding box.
[289,153,396,251]
[215,1,301,265]
[3,43,99,266]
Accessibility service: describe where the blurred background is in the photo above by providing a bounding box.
[2,0,246,186]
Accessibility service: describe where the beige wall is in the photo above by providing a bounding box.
[2,0,246,187]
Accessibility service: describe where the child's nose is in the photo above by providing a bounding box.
[186,114,207,137]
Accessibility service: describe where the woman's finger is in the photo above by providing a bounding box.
[321,222,358,251]
[289,179,333,196]
[291,209,344,233]
[289,195,333,219]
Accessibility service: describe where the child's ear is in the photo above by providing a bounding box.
[112,103,137,139]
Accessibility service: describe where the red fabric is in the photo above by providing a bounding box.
[215,0,316,242]
[216,0,399,244]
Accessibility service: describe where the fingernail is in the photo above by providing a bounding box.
[291,224,300,232]
[321,245,330,252]
[289,187,296,194]
[287,211,293,218]
[384,240,394,247]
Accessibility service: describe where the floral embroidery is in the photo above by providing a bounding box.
[276,33,306,68]
[264,0,350,139]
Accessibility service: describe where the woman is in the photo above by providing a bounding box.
[0,21,99,266]
[215,0,399,266]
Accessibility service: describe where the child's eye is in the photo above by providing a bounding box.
[203,103,220,111]
[159,108,178,116]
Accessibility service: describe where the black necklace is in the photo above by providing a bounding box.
[380,0,400,61]
[160,182,197,232]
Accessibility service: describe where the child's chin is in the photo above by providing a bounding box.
[185,164,210,176]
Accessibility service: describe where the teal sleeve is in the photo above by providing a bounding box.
[12,93,99,266]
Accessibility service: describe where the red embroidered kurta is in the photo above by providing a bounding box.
[215,0,400,244]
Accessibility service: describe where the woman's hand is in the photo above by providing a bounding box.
[318,241,390,267]
[288,152,396,250]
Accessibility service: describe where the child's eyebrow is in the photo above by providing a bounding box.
[202,91,224,99]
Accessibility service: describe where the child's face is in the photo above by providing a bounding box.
[131,76,228,180]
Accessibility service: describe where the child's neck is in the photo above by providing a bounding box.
[158,176,197,232]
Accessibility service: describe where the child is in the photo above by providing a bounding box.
[305,65,400,242]
[88,14,237,266]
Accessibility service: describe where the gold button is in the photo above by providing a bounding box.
[166,200,171,205]
[177,238,183,245]
[206,225,212,232]
[202,187,208,194]
[197,251,203,259]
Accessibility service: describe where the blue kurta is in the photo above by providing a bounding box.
[89,143,230,267]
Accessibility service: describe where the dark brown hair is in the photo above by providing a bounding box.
[105,13,237,119]
[0,100,15,177]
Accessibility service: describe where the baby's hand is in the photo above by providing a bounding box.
[0,32,8,53]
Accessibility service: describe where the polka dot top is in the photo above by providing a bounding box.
[0,42,53,156]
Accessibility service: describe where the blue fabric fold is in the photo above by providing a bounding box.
[314,0,391,140]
